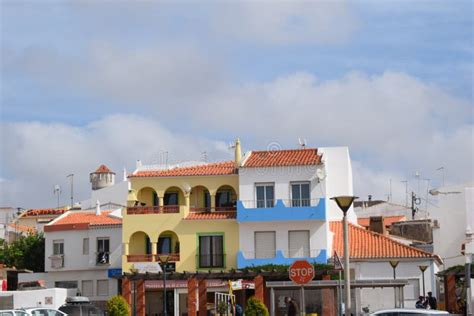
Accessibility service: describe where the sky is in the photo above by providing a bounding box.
[1,0,473,209]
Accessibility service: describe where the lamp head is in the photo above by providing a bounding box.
[331,196,358,214]
[158,254,171,264]
[389,260,399,269]
[418,265,428,272]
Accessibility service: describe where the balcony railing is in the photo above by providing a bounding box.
[240,248,322,259]
[49,255,64,268]
[155,253,180,262]
[127,254,153,262]
[189,206,237,213]
[239,199,321,209]
[96,252,110,265]
[237,249,327,268]
[127,205,180,215]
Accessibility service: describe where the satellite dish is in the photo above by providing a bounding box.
[316,169,326,182]
[182,183,192,194]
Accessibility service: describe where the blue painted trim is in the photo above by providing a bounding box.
[237,250,328,268]
[237,199,326,222]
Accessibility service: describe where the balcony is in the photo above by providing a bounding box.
[127,254,154,262]
[237,249,327,268]
[96,252,110,265]
[127,205,180,215]
[237,198,326,222]
[155,253,180,262]
[49,255,64,268]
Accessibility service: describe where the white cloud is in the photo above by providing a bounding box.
[0,115,231,208]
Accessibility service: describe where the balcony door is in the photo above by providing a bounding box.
[198,235,224,268]
[291,182,310,207]
[256,183,274,208]
[158,236,172,254]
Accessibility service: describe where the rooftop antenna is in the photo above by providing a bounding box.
[228,142,236,150]
[201,151,208,162]
[415,171,421,197]
[436,166,445,187]
[66,174,74,208]
[53,185,61,208]
[298,138,307,149]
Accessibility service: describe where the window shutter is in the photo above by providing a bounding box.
[255,232,276,258]
[289,230,310,258]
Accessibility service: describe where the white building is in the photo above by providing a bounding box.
[429,182,474,268]
[236,146,356,268]
[43,204,122,308]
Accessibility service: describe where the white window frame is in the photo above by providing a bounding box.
[255,182,275,208]
[53,240,64,256]
[288,230,310,258]
[290,181,311,207]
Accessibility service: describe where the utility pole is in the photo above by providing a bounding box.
[67,174,74,207]
[411,192,421,220]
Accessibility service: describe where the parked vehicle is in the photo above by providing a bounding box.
[0,310,29,316]
[58,297,105,316]
[370,308,449,315]
[17,309,66,316]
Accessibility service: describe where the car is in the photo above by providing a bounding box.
[19,308,66,316]
[58,297,105,316]
[370,308,449,315]
[0,310,30,316]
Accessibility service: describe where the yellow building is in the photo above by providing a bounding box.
[122,141,242,274]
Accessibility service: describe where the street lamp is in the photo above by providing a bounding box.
[129,267,139,316]
[418,265,428,298]
[158,254,171,316]
[331,195,358,316]
[389,261,399,307]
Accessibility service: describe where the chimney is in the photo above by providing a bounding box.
[95,200,101,216]
[123,167,127,182]
[136,160,142,170]
[369,216,386,234]
[234,138,242,168]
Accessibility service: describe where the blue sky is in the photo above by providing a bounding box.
[1,0,472,208]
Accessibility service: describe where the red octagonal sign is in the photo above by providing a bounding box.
[289,260,315,285]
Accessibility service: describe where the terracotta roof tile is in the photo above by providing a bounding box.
[184,211,237,220]
[45,211,122,232]
[22,209,66,217]
[8,224,36,233]
[131,161,237,178]
[357,216,406,228]
[243,148,322,168]
[330,221,434,260]
[93,164,115,174]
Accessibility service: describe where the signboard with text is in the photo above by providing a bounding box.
[289,260,315,285]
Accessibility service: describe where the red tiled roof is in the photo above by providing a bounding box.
[93,164,115,174]
[357,216,406,228]
[131,161,237,178]
[243,148,322,168]
[21,209,66,218]
[184,211,237,220]
[330,221,434,260]
[44,211,122,232]
[9,224,36,234]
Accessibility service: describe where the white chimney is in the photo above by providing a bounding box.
[136,160,142,170]
[123,167,127,182]
[96,200,101,216]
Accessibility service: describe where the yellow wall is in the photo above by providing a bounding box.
[123,174,239,272]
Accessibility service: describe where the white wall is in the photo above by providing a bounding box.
[318,147,356,223]
[239,221,327,258]
[80,180,129,209]
[45,226,122,272]
[0,288,69,309]
[430,183,474,268]
[355,259,437,313]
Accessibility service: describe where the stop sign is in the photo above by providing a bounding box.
[289,260,315,285]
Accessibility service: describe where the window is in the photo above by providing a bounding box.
[198,235,224,268]
[256,183,274,208]
[55,281,78,289]
[83,238,89,255]
[53,240,64,255]
[204,192,211,208]
[14,312,29,316]
[288,230,310,258]
[97,238,110,264]
[158,236,171,254]
[97,280,109,296]
[153,192,159,206]
[255,231,276,259]
[82,280,93,297]
[164,192,178,205]
[216,191,232,207]
[291,182,310,207]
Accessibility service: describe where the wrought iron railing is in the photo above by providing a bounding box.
[127,205,180,215]
[127,254,153,262]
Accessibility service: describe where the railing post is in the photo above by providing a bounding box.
[210,194,216,212]
[151,242,157,261]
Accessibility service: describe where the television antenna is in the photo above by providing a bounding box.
[298,138,307,149]
[53,185,61,208]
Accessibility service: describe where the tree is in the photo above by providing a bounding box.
[2,233,45,272]
[244,296,269,316]
[107,295,130,316]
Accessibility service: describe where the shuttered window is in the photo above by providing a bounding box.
[288,230,310,258]
[255,231,276,259]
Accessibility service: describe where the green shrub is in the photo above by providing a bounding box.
[245,296,269,316]
[107,295,130,316]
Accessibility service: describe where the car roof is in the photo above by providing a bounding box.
[371,309,449,315]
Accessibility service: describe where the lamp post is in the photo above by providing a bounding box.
[419,265,428,298]
[129,267,139,316]
[390,260,399,307]
[159,255,171,316]
[331,196,358,316]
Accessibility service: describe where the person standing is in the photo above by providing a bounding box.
[427,292,438,310]
[285,297,299,316]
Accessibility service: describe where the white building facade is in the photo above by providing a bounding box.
[44,208,122,307]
